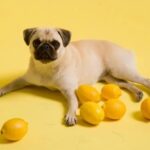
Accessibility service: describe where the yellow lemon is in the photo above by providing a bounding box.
[104,99,126,120]
[80,102,105,125]
[141,98,150,119]
[101,84,122,100]
[76,85,100,104]
[1,118,28,141]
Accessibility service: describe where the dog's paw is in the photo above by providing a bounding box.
[65,112,77,126]
[0,89,7,97]
[135,91,143,102]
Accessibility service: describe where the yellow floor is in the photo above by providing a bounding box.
[0,0,150,150]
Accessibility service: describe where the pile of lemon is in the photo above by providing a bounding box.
[76,83,150,125]
[1,84,150,142]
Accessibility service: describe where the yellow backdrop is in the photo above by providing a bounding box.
[0,0,150,150]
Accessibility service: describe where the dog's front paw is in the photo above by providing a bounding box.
[65,112,77,126]
[0,89,7,97]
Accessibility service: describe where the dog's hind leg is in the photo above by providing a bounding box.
[102,75,143,101]
[111,66,150,89]
[106,49,150,90]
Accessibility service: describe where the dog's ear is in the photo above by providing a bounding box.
[57,28,71,47]
[23,28,36,45]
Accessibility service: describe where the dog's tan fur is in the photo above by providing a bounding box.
[0,27,150,126]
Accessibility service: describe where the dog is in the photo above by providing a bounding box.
[0,27,150,126]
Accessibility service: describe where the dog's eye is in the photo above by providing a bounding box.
[51,40,60,50]
[33,39,41,47]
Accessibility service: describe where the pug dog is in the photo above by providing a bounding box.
[0,27,150,126]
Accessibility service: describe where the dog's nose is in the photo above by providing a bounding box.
[41,43,50,50]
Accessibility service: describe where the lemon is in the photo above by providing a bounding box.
[104,99,126,120]
[76,85,101,104]
[101,84,122,100]
[1,118,28,141]
[141,98,150,119]
[80,102,105,125]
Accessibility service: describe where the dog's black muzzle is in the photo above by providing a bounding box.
[34,43,57,62]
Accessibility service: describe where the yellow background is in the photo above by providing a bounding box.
[0,0,150,150]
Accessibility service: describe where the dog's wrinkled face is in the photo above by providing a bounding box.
[23,27,71,63]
